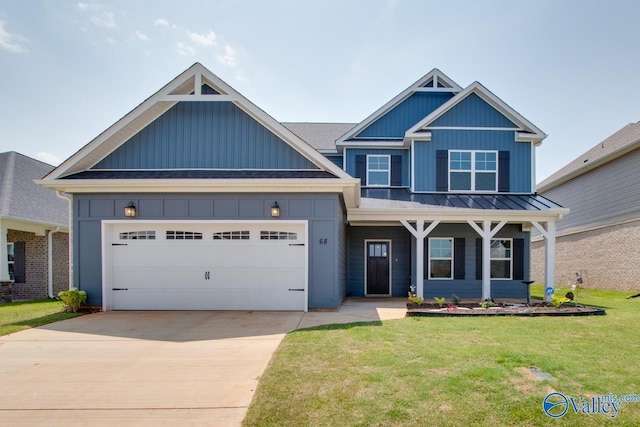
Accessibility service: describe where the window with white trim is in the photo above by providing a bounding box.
[367,155,391,186]
[428,238,453,279]
[119,231,156,240]
[166,231,203,240]
[213,230,250,240]
[490,239,512,279]
[7,243,14,281]
[449,150,497,192]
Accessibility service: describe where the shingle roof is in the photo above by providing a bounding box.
[0,152,69,226]
[360,188,564,211]
[282,122,356,152]
[538,121,640,191]
[63,170,338,179]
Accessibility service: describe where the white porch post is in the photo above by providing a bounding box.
[0,221,9,282]
[401,219,440,299]
[532,220,557,302]
[467,219,507,300]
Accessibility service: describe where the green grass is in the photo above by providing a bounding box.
[244,286,640,426]
[0,299,82,336]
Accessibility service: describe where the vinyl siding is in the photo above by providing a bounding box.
[93,102,317,170]
[538,147,640,235]
[413,129,532,192]
[431,93,518,128]
[356,92,454,138]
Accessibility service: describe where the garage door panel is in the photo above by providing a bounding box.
[108,222,307,311]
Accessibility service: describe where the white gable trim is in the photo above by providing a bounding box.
[336,69,461,148]
[44,63,351,180]
[404,82,547,144]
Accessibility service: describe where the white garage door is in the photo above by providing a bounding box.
[104,221,307,311]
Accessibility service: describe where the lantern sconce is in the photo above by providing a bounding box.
[124,201,137,218]
[270,201,280,218]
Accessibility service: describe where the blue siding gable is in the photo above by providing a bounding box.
[356,92,453,139]
[413,129,531,192]
[94,102,318,170]
[430,93,517,128]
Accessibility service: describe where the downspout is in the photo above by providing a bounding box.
[47,227,61,298]
[56,191,73,291]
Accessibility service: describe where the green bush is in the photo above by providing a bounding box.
[57,288,87,313]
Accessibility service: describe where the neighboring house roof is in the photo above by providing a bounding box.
[0,151,68,228]
[283,122,356,152]
[538,121,640,192]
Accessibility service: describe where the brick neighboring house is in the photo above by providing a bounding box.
[0,152,70,301]
[531,122,640,291]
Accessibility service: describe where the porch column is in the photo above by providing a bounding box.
[401,219,440,299]
[0,221,9,282]
[467,219,507,300]
[532,220,557,302]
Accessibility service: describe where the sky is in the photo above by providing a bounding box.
[1,0,640,183]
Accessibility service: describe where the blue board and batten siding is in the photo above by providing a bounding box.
[74,193,346,308]
[414,130,532,192]
[356,92,454,138]
[94,102,317,170]
[430,93,517,128]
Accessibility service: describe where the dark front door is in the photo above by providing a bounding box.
[366,241,390,295]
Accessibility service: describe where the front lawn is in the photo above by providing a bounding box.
[244,287,640,426]
[0,299,82,336]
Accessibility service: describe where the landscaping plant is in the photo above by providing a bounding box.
[57,288,87,313]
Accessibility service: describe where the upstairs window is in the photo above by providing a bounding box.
[366,155,391,186]
[449,150,497,192]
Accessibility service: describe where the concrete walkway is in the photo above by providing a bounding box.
[0,298,406,426]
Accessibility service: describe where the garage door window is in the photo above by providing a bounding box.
[260,231,297,240]
[213,230,250,240]
[166,231,203,240]
[119,231,156,240]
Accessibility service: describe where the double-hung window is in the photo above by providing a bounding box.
[367,155,390,186]
[7,243,14,281]
[449,150,497,192]
[428,238,453,279]
[490,239,512,279]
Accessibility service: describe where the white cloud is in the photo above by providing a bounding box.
[133,30,150,41]
[77,2,91,10]
[90,11,115,28]
[0,20,27,53]
[176,42,195,56]
[35,152,61,166]
[217,45,237,68]
[186,30,217,47]
[154,17,169,27]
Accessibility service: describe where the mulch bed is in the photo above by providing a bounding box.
[406,302,606,317]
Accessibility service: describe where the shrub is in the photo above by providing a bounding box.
[407,291,423,305]
[57,288,87,313]
[434,297,446,308]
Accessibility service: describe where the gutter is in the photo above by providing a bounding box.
[56,191,73,291]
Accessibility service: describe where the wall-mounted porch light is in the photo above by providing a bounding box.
[124,201,137,218]
[270,202,280,218]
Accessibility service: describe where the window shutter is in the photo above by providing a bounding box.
[454,238,465,280]
[513,238,525,280]
[475,238,482,280]
[423,240,429,279]
[436,150,448,191]
[355,155,366,186]
[13,242,26,283]
[390,155,402,186]
[498,151,510,192]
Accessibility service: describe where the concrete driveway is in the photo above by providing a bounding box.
[0,299,406,426]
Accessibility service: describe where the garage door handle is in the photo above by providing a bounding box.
[112,288,128,291]
[288,288,304,292]
[112,243,128,246]
[289,243,305,246]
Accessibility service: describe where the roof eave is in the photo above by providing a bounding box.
[347,206,569,223]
